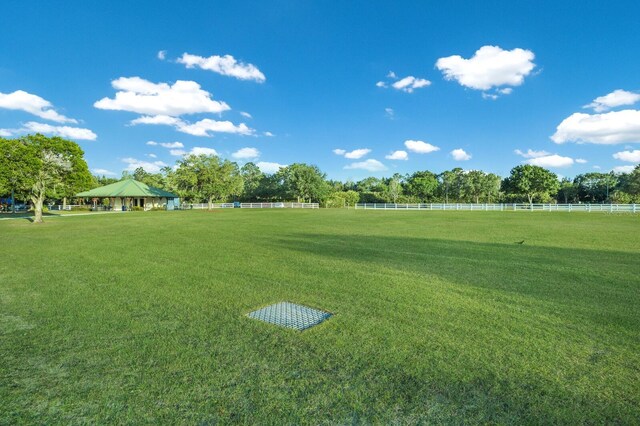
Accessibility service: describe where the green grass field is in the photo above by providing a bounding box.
[1,210,639,424]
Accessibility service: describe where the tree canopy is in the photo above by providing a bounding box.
[502,165,560,204]
[0,134,92,222]
[172,154,244,209]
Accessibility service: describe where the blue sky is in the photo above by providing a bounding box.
[1,1,640,180]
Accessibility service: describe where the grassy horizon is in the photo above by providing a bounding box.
[1,210,639,423]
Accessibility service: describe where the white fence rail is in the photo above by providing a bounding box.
[356,203,639,213]
[48,204,86,211]
[184,202,319,209]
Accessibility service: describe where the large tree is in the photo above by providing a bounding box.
[0,137,37,209]
[278,163,329,202]
[405,170,438,202]
[173,154,244,208]
[438,168,465,203]
[132,167,166,189]
[502,165,559,204]
[240,162,265,201]
[624,164,640,196]
[573,172,618,203]
[557,178,578,204]
[385,173,404,203]
[0,134,92,223]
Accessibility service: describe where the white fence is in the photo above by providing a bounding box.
[184,202,319,209]
[356,203,639,213]
[49,204,86,211]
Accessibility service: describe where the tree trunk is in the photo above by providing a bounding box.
[528,194,533,205]
[208,196,213,210]
[31,192,44,224]
[63,196,67,209]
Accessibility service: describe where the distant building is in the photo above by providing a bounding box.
[76,179,179,211]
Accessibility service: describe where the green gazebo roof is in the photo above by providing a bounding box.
[76,179,178,198]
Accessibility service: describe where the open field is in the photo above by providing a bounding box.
[1,210,639,424]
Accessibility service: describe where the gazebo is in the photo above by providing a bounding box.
[76,179,179,211]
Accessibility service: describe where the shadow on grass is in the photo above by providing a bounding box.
[0,211,63,222]
[258,233,640,423]
[270,233,639,316]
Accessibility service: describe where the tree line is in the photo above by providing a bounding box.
[2,134,640,224]
[114,156,640,206]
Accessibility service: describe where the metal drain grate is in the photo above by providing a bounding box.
[247,302,332,331]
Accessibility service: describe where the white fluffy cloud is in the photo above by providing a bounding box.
[613,149,640,162]
[92,168,116,176]
[177,53,266,82]
[122,157,168,173]
[0,122,97,140]
[450,148,471,161]
[391,76,431,93]
[94,77,230,116]
[256,161,286,174]
[514,149,551,158]
[436,45,536,92]
[333,148,371,159]
[525,154,574,168]
[157,50,167,60]
[177,119,253,137]
[377,73,431,93]
[190,147,218,156]
[146,141,183,148]
[263,131,275,137]
[0,90,77,123]
[344,159,387,172]
[232,147,260,159]
[344,148,371,159]
[131,115,253,137]
[584,90,640,112]
[240,111,252,119]
[613,165,635,173]
[385,150,408,160]
[404,140,440,154]
[551,110,640,144]
[133,115,182,126]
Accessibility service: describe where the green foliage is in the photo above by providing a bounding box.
[438,168,465,203]
[173,154,244,207]
[502,165,560,204]
[132,167,166,189]
[325,190,360,208]
[0,137,39,197]
[0,134,92,223]
[573,172,618,203]
[277,163,330,202]
[621,164,640,195]
[404,171,437,202]
[240,162,265,201]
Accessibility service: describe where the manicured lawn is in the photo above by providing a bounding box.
[1,209,639,423]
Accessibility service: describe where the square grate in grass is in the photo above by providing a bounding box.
[247,302,332,331]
